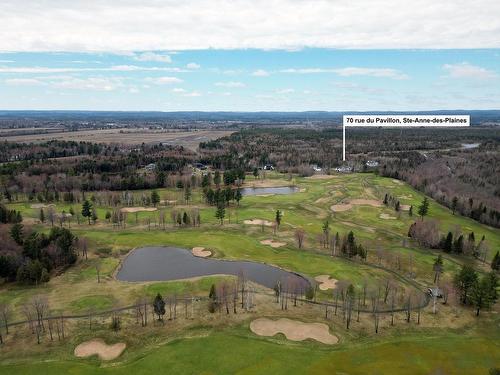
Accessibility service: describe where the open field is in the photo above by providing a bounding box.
[1,172,499,374]
[0,128,234,150]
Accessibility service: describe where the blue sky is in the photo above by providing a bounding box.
[1,0,499,111]
[1,49,499,111]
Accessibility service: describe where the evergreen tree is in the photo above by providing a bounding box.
[275,209,282,229]
[10,223,24,245]
[454,265,478,304]
[383,193,388,205]
[235,188,242,206]
[153,293,166,320]
[151,190,160,206]
[451,196,458,215]
[443,232,453,253]
[214,170,221,186]
[470,272,498,316]
[408,205,413,217]
[215,204,225,225]
[39,208,45,223]
[395,201,400,212]
[253,167,259,179]
[182,212,190,225]
[453,235,464,254]
[81,200,92,224]
[491,251,500,271]
[418,197,429,220]
[208,284,218,313]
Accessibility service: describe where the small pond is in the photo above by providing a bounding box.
[240,186,299,196]
[117,246,309,289]
[461,143,480,149]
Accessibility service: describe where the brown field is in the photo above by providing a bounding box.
[0,128,234,150]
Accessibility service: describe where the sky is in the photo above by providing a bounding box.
[1,0,500,111]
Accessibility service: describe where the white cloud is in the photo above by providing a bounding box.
[215,81,245,88]
[2,0,498,51]
[281,67,408,79]
[252,69,270,77]
[276,88,294,94]
[171,87,186,93]
[186,62,200,69]
[52,77,123,91]
[134,52,172,63]
[442,62,497,79]
[5,78,44,85]
[182,91,202,97]
[0,65,188,74]
[146,76,183,85]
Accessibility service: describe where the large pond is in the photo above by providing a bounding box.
[117,246,309,289]
[240,186,299,196]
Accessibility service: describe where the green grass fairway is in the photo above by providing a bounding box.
[1,172,499,374]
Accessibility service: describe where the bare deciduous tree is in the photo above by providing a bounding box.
[295,228,305,249]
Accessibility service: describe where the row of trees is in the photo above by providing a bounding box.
[454,265,498,316]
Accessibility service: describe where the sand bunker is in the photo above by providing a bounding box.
[392,179,404,185]
[31,203,55,209]
[400,204,411,211]
[379,213,397,220]
[331,199,382,212]
[260,239,286,248]
[120,207,158,213]
[74,339,126,361]
[331,203,352,212]
[250,318,338,345]
[314,275,338,290]
[244,219,274,226]
[192,247,212,257]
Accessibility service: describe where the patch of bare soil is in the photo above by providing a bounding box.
[392,179,404,185]
[260,239,286,248]
[74,339,126,360]
[31,203,55,209]
[314,275,338,290]
[244,219,274,226]
[192,247,212,257]
[400,204,411,211]
[120,207,158,213]
[315,197,330,204]
[330,203,352,212]
[331,199,382,212]
[379,213,397,220]
[350,199,382,207]
[306,175,336,179]
[244,179,292,188]
[250,318,338,345]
